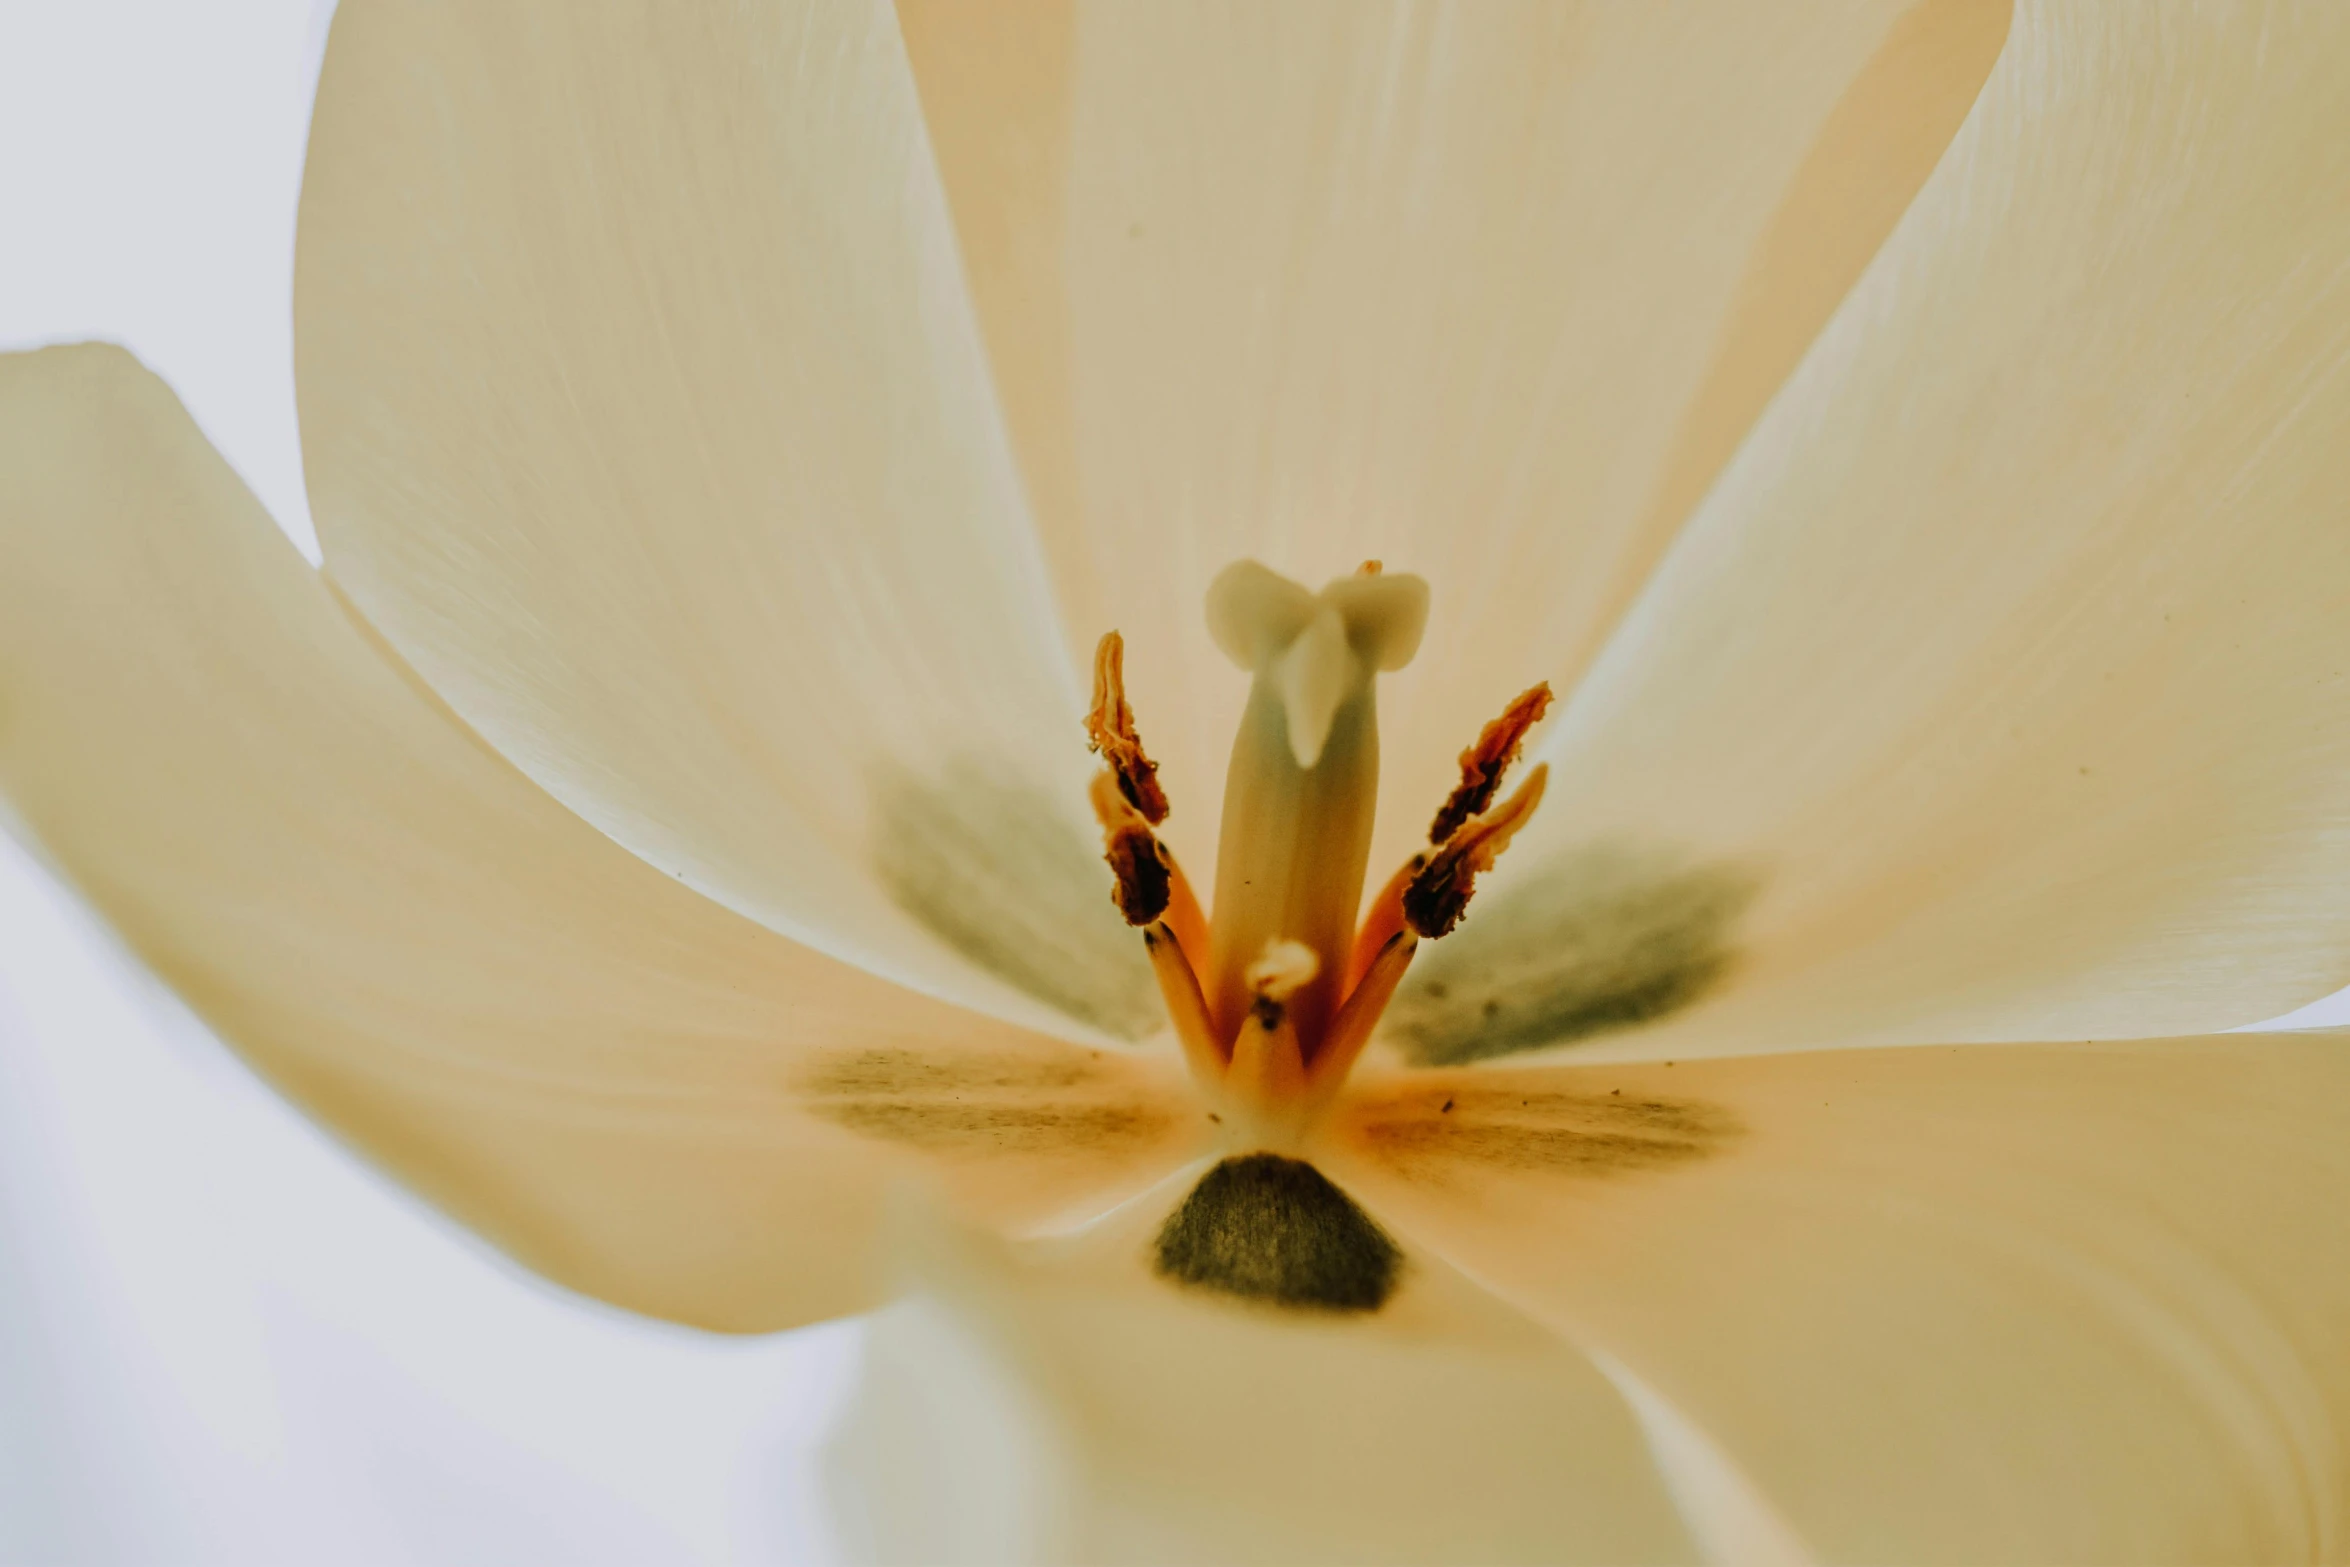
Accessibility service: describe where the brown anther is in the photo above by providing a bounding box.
[1084,631,1169,824]
[1404,763,1549,939]
[1105,829,1172,926]
[1358,559,1384,575]
[1427,683,1552,845]
[1091,771,1172,926]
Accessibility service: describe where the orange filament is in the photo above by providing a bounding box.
[1304,929,1417,1110]
[1144,921,1228,1085]
[1228,987,1307,1117]
[1345,853,1422,993]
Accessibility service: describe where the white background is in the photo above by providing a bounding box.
[0,3,857,1561]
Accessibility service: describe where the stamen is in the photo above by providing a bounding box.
[1304,930,1417,1112]
[1352,680,1554,982]
[1402,764,1549,939]
[1090,771,1210,956]
[1143,921,1228,1086]
[1428,683,1552,845]
[1344,852,1422,994]
[1228,953,1310,1135]
[1083,635,1210,956]
[1084,631,1169,825]
[1160,863,1211,968]
[1090,771,1171,926]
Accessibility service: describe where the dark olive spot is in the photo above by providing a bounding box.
[871,759,1160,1039]
[799,1047,1175,1158]
[818,1099,1163,1152]
[800,1048,1099,1098]
[1153,1154,1401,1313]
[1387,841,1758,1064]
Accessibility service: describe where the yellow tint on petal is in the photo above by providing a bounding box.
[901,0,2002,879]
[296,0,1100,1035]
[828,1174,1697,1565]
[1511,0,2350,1058]
[1630,0,2012,575]
[0,346,1204,1333]
[1323,1032,2350,1563]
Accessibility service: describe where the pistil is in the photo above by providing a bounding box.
[1201,562,1427,1049]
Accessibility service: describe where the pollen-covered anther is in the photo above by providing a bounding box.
[1428,682,1552,845]
[1402,763,1550,939]
[1084,630,1169,824]
[1083,633,1208,947]
[1090,771,1172,927]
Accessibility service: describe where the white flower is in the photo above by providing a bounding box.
[6,1,2350,1560]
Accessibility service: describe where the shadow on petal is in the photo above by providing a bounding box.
[1385,842,1758,1065]
[872,758,1162,1040]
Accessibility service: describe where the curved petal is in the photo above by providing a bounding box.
[826,1174,1696,1565]
[0,345,1205,1333]
[294,0,1112,1034]
[1322,1032,2350,1563]
[900,0,2008,877]
[1472,0,2350,1062]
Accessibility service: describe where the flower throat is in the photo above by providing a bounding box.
[1087,559,1550,1155]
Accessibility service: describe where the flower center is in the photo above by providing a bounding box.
[1087,559,1550,1149]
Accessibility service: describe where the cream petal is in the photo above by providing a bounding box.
[294,0,1109,1033]
[900,0,2006,878]
[826,1172,1696,1565]
[1458,0,2350,1063]
[0,345,1206,1333]
[1322,1032,2350,1563]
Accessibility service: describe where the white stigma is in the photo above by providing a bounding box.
[1206,561,1430,768]
[1274,606,1352,768]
